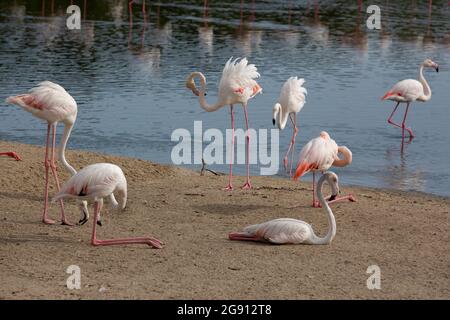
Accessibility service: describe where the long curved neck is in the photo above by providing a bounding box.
[310,176,336,245]
[275,104,289,130]
[188,72,224,112]
[419,64,432,101]
[58,122,77,175]
[333,146,352,167]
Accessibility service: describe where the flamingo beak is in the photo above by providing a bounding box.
[329,194,337,201]
[272,119,275,126]
[435,65,439,72]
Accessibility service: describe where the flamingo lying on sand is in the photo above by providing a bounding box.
[294,131,355,208]
[53,163,163,248]
[186,57,262,190]
[382,58,439,143]
[0,152,21,161]
[229,171,339,245]
[272,77,307,177]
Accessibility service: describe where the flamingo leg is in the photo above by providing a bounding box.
[387,102,414,140]
[327,194,357,205]
[285,114,298,177]
[42,124,55,225]
[90,201,162,248]
[224,105,234,191]
[241,103,252,190]
[0,152,21,161]
[229,232,261,242]
[49,124,73,226]
[312,171,320,208]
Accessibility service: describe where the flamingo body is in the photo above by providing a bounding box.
[53,163,163,249]
[382,79,426,103]
[274,76,307,130]
[229,172,339,245]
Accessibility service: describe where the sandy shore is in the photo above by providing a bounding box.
[0,140,449,299]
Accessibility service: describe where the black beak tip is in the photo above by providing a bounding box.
[436,67,439,72]
[97,220,102,227]
[204,92,207,96]
[329,194,337,201]
[272,119,275,126]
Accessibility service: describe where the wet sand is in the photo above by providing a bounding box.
[0,140,449,299]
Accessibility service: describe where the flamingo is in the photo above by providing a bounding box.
[5,81,92,225]
[229,171,339,245]
[0,152,21,161]
[53,163,163,248]
[272,77,307,177]
[185,57,262,190]
[293,131,355,208]
[381,59,439,143]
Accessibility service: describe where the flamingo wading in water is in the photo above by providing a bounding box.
[229,171,339,245]
[53,163,163,248]
[5,81,91,225]
[272,76,307,177]
[294,131,355,208]
[382,58,439,143]
[186,57,262,190]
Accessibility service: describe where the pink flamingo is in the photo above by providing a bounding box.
[185,57,262,190]
[294,131,355,208]
[5,81,89,225]
[382,59,438,143]
[53,163,163,248]
[272,77,307,177]
[0,152,21,161]
[229,171,338,245]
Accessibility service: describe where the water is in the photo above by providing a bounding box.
[0,1,449,196]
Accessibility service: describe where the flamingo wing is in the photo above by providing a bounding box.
[219,57,261,101]
[53,163,125,201]
[5,81,77,123]
[245,218,312,244]
[279,77,307,114]
[383,79,424,102]
[294,132,338,179]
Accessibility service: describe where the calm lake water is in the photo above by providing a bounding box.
[0,1,449,196]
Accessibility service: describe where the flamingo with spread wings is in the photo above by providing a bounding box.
[186,57,262,190]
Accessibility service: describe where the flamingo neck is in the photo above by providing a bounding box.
[275,104,289,130]
[333,146,352,167]
[419,64,432,101]
[58,122,77,176]
[310,175,336,245]
[189,72,224,112]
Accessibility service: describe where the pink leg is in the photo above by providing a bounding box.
[49,124,73,226]
[224,105,234,191]
[229,232,262,242]
[283,114,295,171]
[288,114,298,177]
[387,102,414,139]
[142,0,146,15]
[241,103,252,190]
[42,124,55,225]
[91,202,163,248]
[312,171,320,208]
[0,152,21,161]
[327,194,357,205]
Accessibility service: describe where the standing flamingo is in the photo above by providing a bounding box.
[382,59,439,144]
[186,57,262,190]
[5,81,90,225]
[294,131,355,208]
[53,163,163,248]
[0,152,21,160]
[272,77,307,177]
[229,171,339,245]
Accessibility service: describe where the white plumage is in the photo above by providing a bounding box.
[274,77,307,130]
[229,172,339,245]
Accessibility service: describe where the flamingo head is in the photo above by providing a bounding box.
[272,103,281,127]
[323,171,340,199]
[423,59,439,72]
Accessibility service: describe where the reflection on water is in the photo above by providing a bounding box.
[0,0,449,196]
